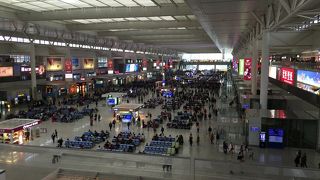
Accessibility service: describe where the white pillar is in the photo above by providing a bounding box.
[251,39,258,95]
[260,30,270,109]
[30,44,37,101]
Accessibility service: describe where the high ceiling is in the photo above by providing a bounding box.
[0,0,319,55]
[0,0,218,53]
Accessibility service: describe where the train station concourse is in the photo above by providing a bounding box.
[0,0,319,180]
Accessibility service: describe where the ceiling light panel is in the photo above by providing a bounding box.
[61,0,92,8]
[100,18,114,22]
[83,0,107,6]
[88,19,103,23]
[154,0,172,4]
[47,0,76,9]
[149,17,162,21]
[125,17,138,21]
[112,18,126,22]
[99,0,123,7]
[172,0,184,3]
[134,0,156,6]
[116,0,138,7]
[136,17,149,21]
[28,1,59,10]
[72,19,92,24]
[174,16,188,21]
[10,2,47,11]
[187,15,197,20]
[160,16,175,21]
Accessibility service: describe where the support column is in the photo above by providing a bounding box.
[222,49,225,60]
[260,30,270,109]
[30,44,37,101]
[251,39,258,95]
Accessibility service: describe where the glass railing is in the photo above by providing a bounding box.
[270,61,320,71]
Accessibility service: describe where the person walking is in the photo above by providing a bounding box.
[295,150,302,167]
[210,132,214,144]
[51,133,56,143]
[301,153,307,168]
[109,122,112,131]
[189,133,193,147]
[196,135,200,146]
[161,127,165,135]
[127,121,131,130]
[54,129,58,138]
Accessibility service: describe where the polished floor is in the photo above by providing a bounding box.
[0,81,320,180]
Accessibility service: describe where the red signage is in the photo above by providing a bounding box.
[279,67,294,85]
[142,58,148,67]
[243,58,252,80]
[65,58,72,73]
[107,59,113,70]
[156,59,161,67]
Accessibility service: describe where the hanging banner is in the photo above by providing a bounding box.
[83,58,95,69]
[243,58,252,80]
[47,57,63,71]
[239,59,244,75]
[64,58,72,73]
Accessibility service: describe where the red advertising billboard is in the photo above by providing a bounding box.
[142,58,148,67]
[107,59,113,70]
[279,67,294,85]
[243,58,252,80]
[65,58,72,73]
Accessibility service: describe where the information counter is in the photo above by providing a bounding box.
[112,104,143,123]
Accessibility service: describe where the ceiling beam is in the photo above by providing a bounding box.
[17,4,192,21]
[67,21,199,31]
[129,34,209,40]
[98,29,203,36]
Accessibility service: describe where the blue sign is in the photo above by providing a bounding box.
[122,114,132,123]
[108,98,115,105]
[250,126,260,132]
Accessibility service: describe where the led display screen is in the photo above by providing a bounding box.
[83,58,95,69]
[47,57,63,71]
[268,128,284,143]
[269,66,277,79]
[297,70,320,95]
[0,67,13,77]
[239,59,244,75]
[243,58,252,80]
[125,64,138,72]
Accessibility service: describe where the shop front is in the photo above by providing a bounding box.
[112,104,143,123]
[0,119,41,144]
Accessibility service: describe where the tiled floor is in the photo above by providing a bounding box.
[0,80,320,180]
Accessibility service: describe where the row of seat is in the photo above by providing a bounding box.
[144,146,176,156]
[100,144,135,152]
[65,140,94,149]
[150,140,173,148]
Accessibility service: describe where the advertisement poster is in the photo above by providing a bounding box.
[232,58,238,72]
[72,58,80,70]
[297,70,320,95]
[83,58,94,69]
[269,66,277,79]
[47,57,63,71]
[65,58,72,73]
[97,57,107,68]
[0,67,13,77]
[142,58,148,67]
[279,67,294,85]
[243,58,252,80]
[238,59,244,75]
[107,59,113,70]
[125,64,138,72]
[21,65,45,75]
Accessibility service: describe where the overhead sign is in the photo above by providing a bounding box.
[47,57,63,71]
[279,67,294,85]
[0,67,13,77]
[72,58,80,70]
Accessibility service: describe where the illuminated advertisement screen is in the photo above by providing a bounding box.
[47,57,63,71]
[269,66,277,79]
[83,58,94,69]
[21,65,45,75]
[72,58,80,70]
[232,58,238,72]
[297,70,320,95]
[125,64,138,72]
[239,59,244,75]
[268,128,284,143]
[98,57,107,68]
[243,58,252,80]
[279,67,295,85]
[65,58,72,73]
[0,67,13,77]
[107,59,113,69]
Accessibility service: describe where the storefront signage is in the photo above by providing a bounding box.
[23,121,39,129]
[297,70,320,95]
[142,58,148,69]
[47,57,63,71]
[21,66,45,75]
[72,58,80,70]
[238,59,244,75]
[64,58,72,73]
[83,58,94,69]
[107,59,113,70]
[279,67,294,85]
[0,67,13,77]
[243,58,252,80]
